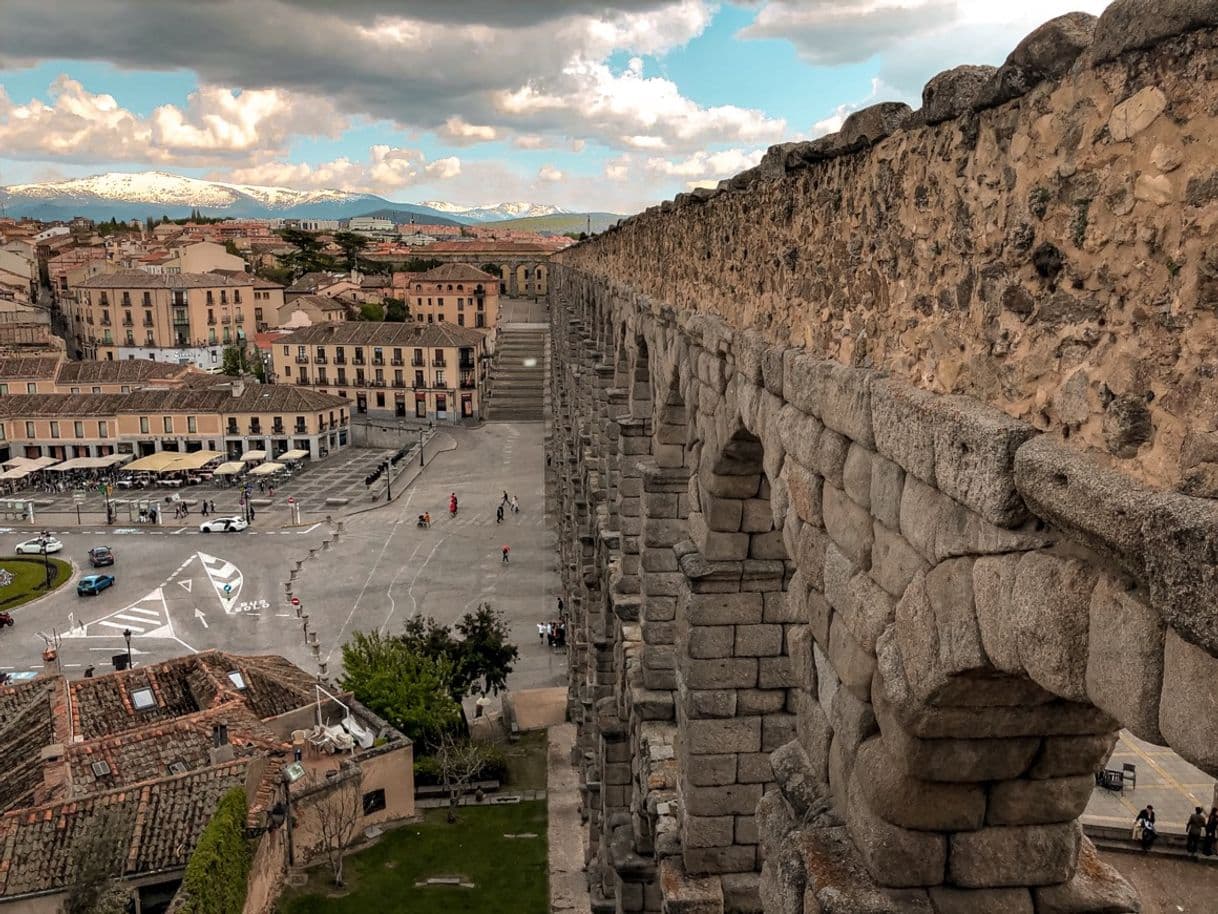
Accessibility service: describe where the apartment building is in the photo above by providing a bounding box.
[405,263,499,331]
[0,382,349,463]
[0,354,204,395]
[71,270,268,368]
[272,321,488,422]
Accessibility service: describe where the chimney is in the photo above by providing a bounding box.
[37,744,68,803]
[230,377,245,398]
[210,723,235,764]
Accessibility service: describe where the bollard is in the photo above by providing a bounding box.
[308,631,318,645]
[322,539,332,551]
[307,548,317,559]
[295,604,303,618]
[336,521,344,535]
[289,568,298,581]
[319,661,328,676]
[283,582,293,595]
[311,642,321,658]
[294,559,304,571]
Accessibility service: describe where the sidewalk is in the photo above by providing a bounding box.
[343,430,457,517]
[549,723,590,914]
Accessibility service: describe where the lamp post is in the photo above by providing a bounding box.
[122,627,132,670]
[40,529,52,590]
[419,427,425,467]
[384,460,392,502]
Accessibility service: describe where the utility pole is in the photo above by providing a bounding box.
[384,460,392,502]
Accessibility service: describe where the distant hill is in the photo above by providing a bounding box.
[347,208,467,228]
[488,212,626,234]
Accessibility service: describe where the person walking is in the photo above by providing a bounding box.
[501,490,510,506]
[450,492,458,516]
[496,503,504,524]
[201,501,209,517]
[557,595,565,617]
[511,494,519,514]
[1204,807,1217,857]
[501,544,510,565]
[1187,806,1207,857]
[1134,805,1157,852]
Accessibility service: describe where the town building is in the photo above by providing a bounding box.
[272,321,488,422]
[139,240,246,275]
[364,239,556,297]
[70,270,263,369]
[284,271,360,303]
[0,381,349,463]
[405,263,499,331]
[347,216,394,234]
[0,354,204,395]
[0,245,37,306]
[277,293,351,328]
[0,651,414,913]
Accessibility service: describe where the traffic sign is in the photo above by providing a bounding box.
[287,496,296,505]
[290,596,301,607]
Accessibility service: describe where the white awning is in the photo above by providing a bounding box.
[0,467,31,480]
[212,461,246,476]
[27,456,59,469]
[46,457,88,471]
[242,449,268,462]
[248,461,285,476]
[279,449,310,461]
[1,457,37,469]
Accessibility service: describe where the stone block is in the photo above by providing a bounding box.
[702,529,751,562]
[749,530,787,560]
[739,689,789,716]
[685,716,762,755]
[817,361,876,449]
[842,572,896,654]
[684,658,758,690]
[927,887,1033,914]
[870,522,930,599]
[687,754,739,786]
[854,737,987,832]
[759,656,798,689]
[869,453,905,530]
[986,775,1093,826]
[643,620,677,645]
[797,525,830,590]
[1142,492,1218,655]
[721,870,762,913]
[741,498,773,533]
[1027,733,1117,778]
[700,463,761,499]
[783,350,822,419]
[828,614,876,701]
[818,430,850,489]
[762,348,786,397]
[808,589,833,649]
[921,64,997,124]
[1010,552,1095,702]
[789,625,816,693]
[642,547,680,573]
[1158,630,1218,773]
[735,623,784,657]
[1090,0,1218,66]
[737,751,774,784]
[814,641,839,719]
[823,542,857,614]
[846,771,947,888]
[842,444,873,511]
[684,815,737,848]
[683,845,756,877]
[686,784,760,818]
[686,688,738,718]
[784,460,824,527]
[948,822,1081,888]
[763,713,798,751]
[973,554,1023,676]
[702,493,744,532]
[763,588,803,624]
[931,396,1035,528]
[683,592,763,626]
[793,691,833,785]
[777,404,823,467]
[1085,574,1165,743]
[1032,837,1140,914]
[1014,435,1153,577]
[688,626,735,659]
[870,377,938,483]
[659,857,725,912]
[824,483,874,570]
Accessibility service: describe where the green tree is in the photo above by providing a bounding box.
[223,239,241,257]
[277,228,333,278]
[333,231,368,271]
[480,263,503,277]
[383,297,409,322]
[177,788,252,914]
[400,604,518,700]
[339,631,462,748]
[358,301,385,322]
[403,257,443,272]
[221,344,249,376]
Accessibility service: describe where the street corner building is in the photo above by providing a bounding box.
[0,650,414,913]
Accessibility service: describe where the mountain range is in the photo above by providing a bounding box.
[0,171,613,227]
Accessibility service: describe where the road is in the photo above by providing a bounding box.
[1,421,562,692]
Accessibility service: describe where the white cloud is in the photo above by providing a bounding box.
[645,147,765,179]
[224,145,462,195]
[0,76,342,165]
[437,116,499,145]
[538,164,565,182]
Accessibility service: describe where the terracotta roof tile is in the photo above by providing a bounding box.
[277,320,486,348]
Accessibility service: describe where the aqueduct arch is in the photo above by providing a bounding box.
[551,267,1216,914]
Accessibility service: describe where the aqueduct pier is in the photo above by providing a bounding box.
[547,3,1218,912]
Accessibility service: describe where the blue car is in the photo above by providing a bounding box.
[77,574,115,596]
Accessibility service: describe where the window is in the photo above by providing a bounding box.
[50,421,60,439]
[188,416,197,434]
[74,421,84,438]
[25,421,35,437]
[26,382,36,394]
[362,789,387,816]
[91,760,112,778]
[71,387,80,394]
[283,345,289,355]
[130,687,157,710]
[376,392,385,408]
[255,307,263,322]
[0,424,4,441]
[92,386,101,394]
[0,384,6,395]
[163,417,174,433]
[140,417,149,434]
[121,385,130,394]
[458,314,465,326]
[227,670,247,690]
[435,370,445,387]
[98,422,108,438]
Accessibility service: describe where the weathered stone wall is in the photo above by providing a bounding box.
[548,6,1218,914]
[558,6,1218,498]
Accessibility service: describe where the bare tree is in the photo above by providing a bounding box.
[310,767,364,888]
[435,732,485,823]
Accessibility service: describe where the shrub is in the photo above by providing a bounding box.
[177,788,251,914]
[414,743,508,787]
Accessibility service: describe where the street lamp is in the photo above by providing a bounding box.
[384,460,392,502]
[419,427,425,467]
[122,628,132,670]
[40,530,52,590]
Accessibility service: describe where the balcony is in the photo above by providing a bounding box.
[459,359,476,371]
[100,318,111,327]
[235,313,245,323]
[227,426,239,436]
[143,319,154,328]
[248,425,262,435]
[391,358,404,366]
[373,379,386,387]
[432,358,446,368]
[296,375,309,385]
[460,373,477,390]
[411,358,425,367]
[372,357,384,366]
[353,358,366,367]
[392,380,405,388]
[334,355,347,365]
[315,353,327,364]
[221,315,232,324]
[208,317,217,325]
[294,424,307,435]
[272,424,285,436]
[295,356,309,364]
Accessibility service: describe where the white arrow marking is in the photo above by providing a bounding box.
[196,551,243,614]
[178,579,192,593]
[194,608,208,629]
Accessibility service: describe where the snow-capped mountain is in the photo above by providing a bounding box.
[420,200,572,221]
[0,171,460,224]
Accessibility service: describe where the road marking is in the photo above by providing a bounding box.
[197,551,243,614]
[178,579,193,592]
[195,608,209,629]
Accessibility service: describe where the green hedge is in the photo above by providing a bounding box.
[413,743,508,787]
[177,788,252,914]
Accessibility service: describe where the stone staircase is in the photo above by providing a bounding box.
[486,325,548,421]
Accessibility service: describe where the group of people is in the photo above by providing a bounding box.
[496,491,520,524]
[1133,804,1218,856]
[537,619,566,649]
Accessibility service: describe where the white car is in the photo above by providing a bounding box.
[15,536,64,555]
[199,516,248,533]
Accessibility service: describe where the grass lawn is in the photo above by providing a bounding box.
[0,556,72,611]
[501,731,549,791]
[277,801,549,914]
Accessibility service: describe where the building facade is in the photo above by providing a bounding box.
[71,270,263,368]
[272,321,488,423]
[406,263,499,331]
[0,383,349,463]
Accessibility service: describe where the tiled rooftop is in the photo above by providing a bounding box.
[77,269,254,290]
[277,320,487,348]
[0,385,348,419]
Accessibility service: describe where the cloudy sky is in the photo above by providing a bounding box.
[0,0,1110,212]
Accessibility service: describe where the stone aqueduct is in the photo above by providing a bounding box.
[546,4,1218,913]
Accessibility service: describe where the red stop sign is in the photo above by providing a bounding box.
[287,496,296,504]
[290,596,301,606]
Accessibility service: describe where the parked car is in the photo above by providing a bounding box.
[77,574,115,596]
[199,516,248,533]
[88,546,115,567]
[15,536,63,555]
